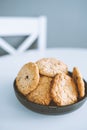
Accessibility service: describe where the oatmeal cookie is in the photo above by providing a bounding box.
[36,58,68,77]
[51,73,78,106]
[27,76,52,105]
[16,62,39,95]
[73,67,85,98]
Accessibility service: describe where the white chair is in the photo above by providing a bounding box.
[0,16,47,55]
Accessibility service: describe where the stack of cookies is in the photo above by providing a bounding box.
[16,58,85,106]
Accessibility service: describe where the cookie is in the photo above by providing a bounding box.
[16,62,39,95]
[72,67,85,98]
[51,73,78,106]
[27,76,52,105]
[36,58,68,77]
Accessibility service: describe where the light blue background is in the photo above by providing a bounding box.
[0,0,87,48]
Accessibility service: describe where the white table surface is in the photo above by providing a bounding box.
[0,48,87,130]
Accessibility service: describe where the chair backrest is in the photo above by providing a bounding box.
[0,16,47,55]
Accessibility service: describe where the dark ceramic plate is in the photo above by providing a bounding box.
[13,73,87,115]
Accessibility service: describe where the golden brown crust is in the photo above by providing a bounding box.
[16,62,39,95]
[72,67,85,98]
[51,73,78,106]
[15,58,85,107]
[36,58,68,77]
[27,76,52,105]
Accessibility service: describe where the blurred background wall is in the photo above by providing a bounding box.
[0,0,87,49]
